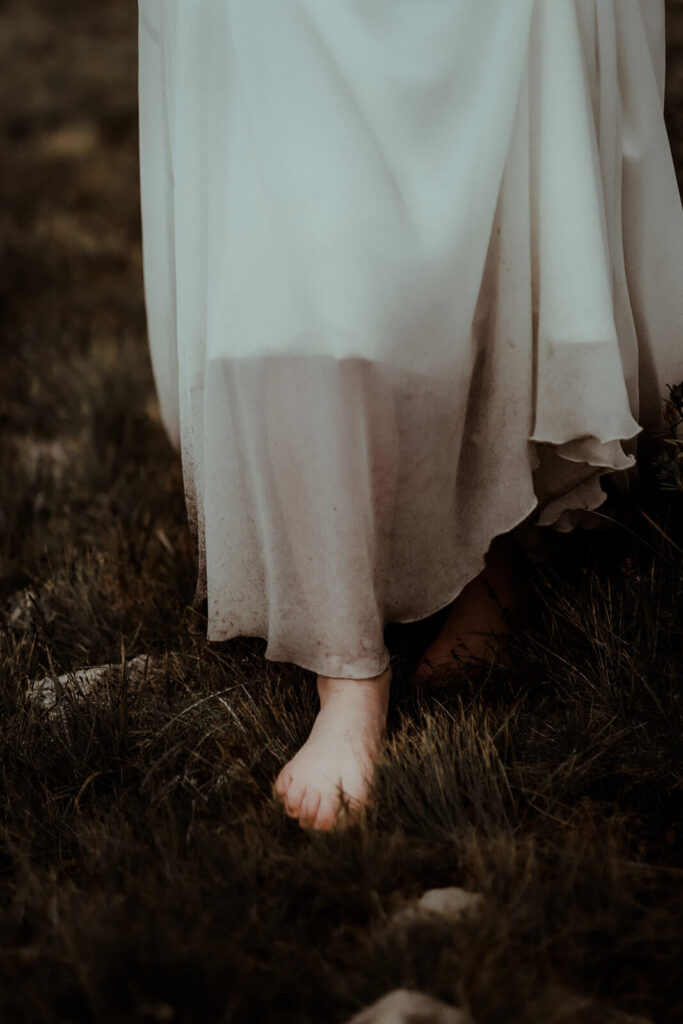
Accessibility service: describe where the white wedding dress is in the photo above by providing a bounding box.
[137,0,683,678]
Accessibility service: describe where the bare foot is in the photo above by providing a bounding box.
[412,533,529,683]
[273,665,392,831]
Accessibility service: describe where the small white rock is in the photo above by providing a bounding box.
[416,888,484,921]
[26,654,153,713]
[391,887,483,927]
[345,989,469,1024]
[8,433,84,482]
[5,589,37,631]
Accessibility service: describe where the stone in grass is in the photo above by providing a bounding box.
[26,654,153,714]
[391,887,484,927]
[4,589,37,632]
[601,1013,652,1023]
[345,989,469,1024]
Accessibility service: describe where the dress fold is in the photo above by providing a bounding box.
[138,0,683,676]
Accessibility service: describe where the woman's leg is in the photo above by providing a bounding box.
[263,356,397,830]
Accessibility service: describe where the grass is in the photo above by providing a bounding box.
[1,2,682,1022]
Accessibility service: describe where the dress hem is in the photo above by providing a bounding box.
[204,453,622,679]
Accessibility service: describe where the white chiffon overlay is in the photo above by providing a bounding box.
[138,0,683,677]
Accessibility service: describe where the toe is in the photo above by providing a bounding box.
[274,766,293,799]
[298,789,322,829]
[284,781,307,818]
[313,795,339,832]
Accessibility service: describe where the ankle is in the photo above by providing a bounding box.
[316,667,392,713]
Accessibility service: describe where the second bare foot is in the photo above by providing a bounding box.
[412,533,529,683]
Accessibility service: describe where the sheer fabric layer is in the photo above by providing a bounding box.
[138,0,683,677]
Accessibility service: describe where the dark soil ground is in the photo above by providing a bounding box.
[1,3,682,1022]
